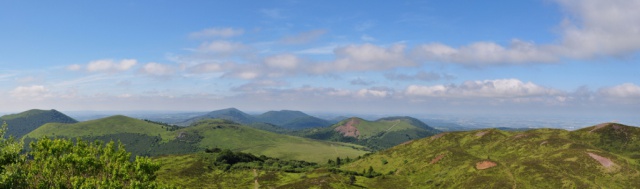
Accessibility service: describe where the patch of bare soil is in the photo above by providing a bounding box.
[334,118,360,138]
[430,133,446,141]
[476,160,497,170]
[475,131,488,137]
[587,152,616,168]
[430,154,445,164]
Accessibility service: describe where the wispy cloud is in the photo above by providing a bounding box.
[280,29,327,45]
[385,71,454,82]
[410,0,640,65]
[67,59,137,73]
[405,79,561,98]
[139,62,175,77]
[10,85,50,100]
[312,43,415,73]
[189,27,244,38]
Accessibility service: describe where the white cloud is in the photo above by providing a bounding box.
[10,85,50,99]
[313,43,415,73]
[406,79,560,98]
[73,59,137,73]
[413,40,557,65]
[139,62,175,77]
[189,27,244,38]
[264,54,300,70]
[556,0,640,58]
[280,30,326,45]
[197,41,247,54]
[411,0,640,65]
[357,88,391,98]
[599,83,640,98]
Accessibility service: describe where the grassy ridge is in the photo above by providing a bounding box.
[340,124,640,188]
[24,116,368,163]
[25,115,174,141]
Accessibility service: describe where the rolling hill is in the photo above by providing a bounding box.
[178,108,332,131]
[180,108,257,126]
[0,109,78,138]
[24,116,368,163]
[256,110,332,130]
[339,122,640,188]
[298,117,441,150]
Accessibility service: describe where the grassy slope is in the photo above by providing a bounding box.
[155,153,362,189]
[25,115,173,141]
[24,117,368,163]
[341,124,640,188]
[179,120,368,163]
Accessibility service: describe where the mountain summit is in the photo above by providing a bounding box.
[0,109,77,138]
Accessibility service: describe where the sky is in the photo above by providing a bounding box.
[0,0,639,118]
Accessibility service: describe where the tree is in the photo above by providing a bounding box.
[0,122,24,188]
[0,132,172,188]
[348,175,356,185]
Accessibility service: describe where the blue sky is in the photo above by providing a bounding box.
[0,0,639,117]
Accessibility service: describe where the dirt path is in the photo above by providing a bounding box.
[384,121,400,132]
[253,169,259,189]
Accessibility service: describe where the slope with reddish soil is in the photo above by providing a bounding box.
[334,118,360,138]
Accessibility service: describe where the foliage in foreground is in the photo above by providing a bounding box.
[0,123,171,188]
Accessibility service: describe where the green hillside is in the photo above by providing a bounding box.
[0,109,78,138]
[256,110,332,130]
[180,108,257,125]
[24,116,368,163]
[339,123,640,188]
[25,115,173,140]
[299,117,440,150]
[180,108,332,131]
[171,119,367,162]
[256,110,309,125]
